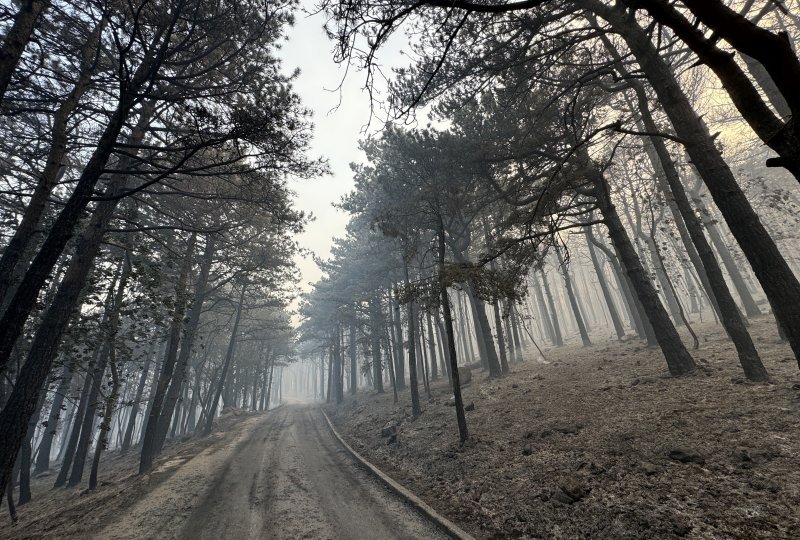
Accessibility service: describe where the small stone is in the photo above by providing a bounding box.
[733,447,752,463]
[555,424,580,435]
[589,462,606,475]
[640,462,660,476]
[673,522,692,536]
[668,448,705,465]
[552,490,575,504]
[380,423,398,437]
[748,478,779,493]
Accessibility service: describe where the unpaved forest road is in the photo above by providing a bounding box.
[100,406,449,540]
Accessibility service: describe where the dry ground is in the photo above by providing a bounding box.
[0,408,259,539]
[327,316,800,539]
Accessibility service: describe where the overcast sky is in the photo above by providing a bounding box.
[279,6,377,295]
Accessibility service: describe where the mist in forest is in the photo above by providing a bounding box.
[1,1,800,539]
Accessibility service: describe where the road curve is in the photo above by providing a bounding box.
[178,405,450,540]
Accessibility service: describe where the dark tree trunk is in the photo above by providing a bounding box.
[154,235,212,453]
[139,234,196,472]
[463,285,490,368]
[585,228,626,340]
[491,300,511,372]
[333,326,344,404]
[121,339,156,453]
[626,80,768,381]
[530,274,556,345]
[509,305,524,359]
[539,269,564,347]
[368,297,384,394]
[554,248,592,346]
[599,1,800,364]
[625,0,800,182]
[89,254,132,490]
[437,221,468,442]
[425,311,438,380]
[591,167,697,376]
[703,218,762,318]
[350,312,358,394]
[53,357,97,488]
[391,291,406,388]
[0,18,105,311]
[8,213,124,495]
[33,364,73,474]
[0,95,154,375]
[0,0,50,103]
[385,324,398,403]
[68,344,110,487]
[0,101,154,499]
[436,316,453,384]
[403,263,421,418]
[202,284,246,437]
[265,354,275,410]
[18,389,46,504]
[468,287,503,376]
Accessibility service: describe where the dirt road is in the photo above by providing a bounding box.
[99,406,449,540]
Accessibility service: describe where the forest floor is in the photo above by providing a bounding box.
[327,316,800,539]
[0,404,450,540]
[0,407,263,539]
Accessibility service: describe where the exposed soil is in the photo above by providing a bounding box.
[0,408,259,539]
[1,405,449,540]
[327,316,800,539]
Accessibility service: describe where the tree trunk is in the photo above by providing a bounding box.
[333,326,344,404]
[425,310,438,380]
[585,227,626,340]
[350,313,358,394]
[599,1,800,364]
[403,263,421,417]
[368,297,384,394]
[626,79,767,380]
[554,248,592,346]
[391,291,406,389]
[539,269,564,347]
[154,235,212,453]
[0,17,105,311]
[468,287,502,376]
[89,254,132,490]
[121,339,156,453]
[0,0,50,103]
[33,364,73,474]
[139,234,197,472]
[53,357,97,488]
[491,299,511,371]
[591,166,697,376]
[627,0,800,182]
[0,94,154,375]
[202,284,246,437]
[438,221,468,443]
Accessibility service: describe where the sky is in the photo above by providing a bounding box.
[280,5,389,295]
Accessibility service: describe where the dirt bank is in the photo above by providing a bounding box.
[327,316,800,539]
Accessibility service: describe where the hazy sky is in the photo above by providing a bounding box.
[280,6,379,293]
